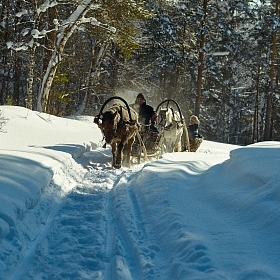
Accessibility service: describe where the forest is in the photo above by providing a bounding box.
[0,0,279,145]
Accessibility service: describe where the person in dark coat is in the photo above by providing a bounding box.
[131,93,158,129]
[188,115,203,152]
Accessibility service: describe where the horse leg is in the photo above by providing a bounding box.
[114,142,124,169]
[172,133,178,152]
[111,142,118,168]
[122,144,129,167]
[166,137,172,153]
[123,137,134,167]
[116,137,134,168]
[175,129,183,152]
[122,144,128,167]
[115,125,137,168]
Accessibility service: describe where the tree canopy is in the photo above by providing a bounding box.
[1,0,280,144]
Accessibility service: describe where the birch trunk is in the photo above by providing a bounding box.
[26,46,37,110]
[36,0,93,112]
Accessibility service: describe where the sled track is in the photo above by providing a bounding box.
[0,148,163,280]
[106,168,163,280]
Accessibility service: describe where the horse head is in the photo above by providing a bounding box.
[100,105,121,143]
[158,107,174,128]
[165,107,174,127]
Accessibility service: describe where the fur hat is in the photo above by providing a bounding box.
[190,115,200,124]
[136,93,146,100]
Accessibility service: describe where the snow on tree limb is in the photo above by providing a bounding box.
[37,0,59,15]
[37,0,113,112]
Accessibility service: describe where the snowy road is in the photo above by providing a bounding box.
[3,149,158,280]
[2,107,280,280]
[2,145,280,280]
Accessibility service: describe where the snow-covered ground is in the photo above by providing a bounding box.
[0,105,280,280]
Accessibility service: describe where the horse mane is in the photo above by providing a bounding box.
[108,103,122,114]
[102,103,138,123]
[172,110,181,122]
[101,104,123,121]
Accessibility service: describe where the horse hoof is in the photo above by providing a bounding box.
[114,163,121,169]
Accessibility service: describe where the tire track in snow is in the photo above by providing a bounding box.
[7,161,117,280]
[16,158,140,280]
[2,145,157,280]
[101,168,143,280]
[108,170,161,280]
[109,175,142,280]
[104,169,127,280]
[7,183,65,280]
[104,188,115,279]
[1,173,72,280]
[80,150,159,278]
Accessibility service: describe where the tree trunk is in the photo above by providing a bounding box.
[26,46,37,110]
[195,0,208,117]
[159,67,167,100]
[264,0,279,140]
[253,64,260,142]
[110,44,119,90]
[0,0,11,104]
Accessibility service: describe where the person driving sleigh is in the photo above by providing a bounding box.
[131,93,158,131]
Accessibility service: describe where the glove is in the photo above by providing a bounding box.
[151,114,157,122]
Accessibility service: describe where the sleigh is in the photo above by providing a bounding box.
[130,125,164,163]
[131,98,197,163]
[131,98,193,161]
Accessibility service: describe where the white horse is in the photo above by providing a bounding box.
[158,107,184,153]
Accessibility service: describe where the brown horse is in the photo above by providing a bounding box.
[95,103,138,169]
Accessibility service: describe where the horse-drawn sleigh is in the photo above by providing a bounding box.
[94,96,198,169]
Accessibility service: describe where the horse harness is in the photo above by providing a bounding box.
[114,106,137,132]
[158,108,182,131]
[94,105,138,141]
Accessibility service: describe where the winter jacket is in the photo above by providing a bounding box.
[188,124,199,138]
[131,102,156,125]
